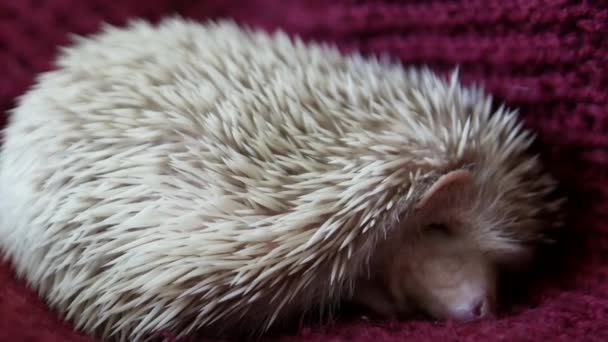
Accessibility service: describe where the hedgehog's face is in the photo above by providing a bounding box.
[353,170,533,322]
[386,223,498,322]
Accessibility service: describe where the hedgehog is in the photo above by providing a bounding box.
[0,17,563,342]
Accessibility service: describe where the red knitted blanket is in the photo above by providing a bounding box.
[1,1,607,341]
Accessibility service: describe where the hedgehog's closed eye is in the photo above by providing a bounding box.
[426,223,452,236]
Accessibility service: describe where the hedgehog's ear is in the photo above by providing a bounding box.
[414,169,475,211]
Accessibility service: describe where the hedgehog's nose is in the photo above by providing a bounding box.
[471,298,490,318]
[450,297,495,322]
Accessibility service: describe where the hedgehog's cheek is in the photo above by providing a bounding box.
[349,279,399,317]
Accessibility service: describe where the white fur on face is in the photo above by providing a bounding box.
[352,222,501,322]
[394,229,497,321]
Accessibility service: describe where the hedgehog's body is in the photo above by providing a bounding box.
[0,18,561,342]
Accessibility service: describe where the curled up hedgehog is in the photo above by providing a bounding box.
[0,17,563,342]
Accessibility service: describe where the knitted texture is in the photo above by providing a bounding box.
[0,1,606,341]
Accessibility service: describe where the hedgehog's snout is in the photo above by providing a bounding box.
[403,242,498,324]
[444,288,496,322]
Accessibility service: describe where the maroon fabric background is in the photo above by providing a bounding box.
[1,0,607,341]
